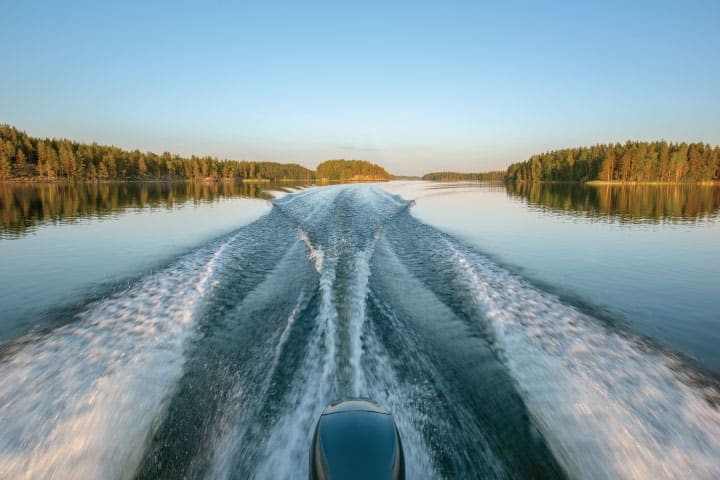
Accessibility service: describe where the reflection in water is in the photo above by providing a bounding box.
[1,184,719,479]
[0,181,307,238]
[4,180,718,237]
[506,182,720,223]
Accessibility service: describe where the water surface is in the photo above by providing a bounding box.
[0,181,301,340]
[386,181,720,373]
[0,181,719,479]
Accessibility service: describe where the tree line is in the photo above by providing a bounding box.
[506,141,720,183]
[315,159,390,182]
[0,125,314,181]
[422,171,505,181]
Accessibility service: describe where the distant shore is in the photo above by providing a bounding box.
[6,177,719,187]
[0,177,312,185]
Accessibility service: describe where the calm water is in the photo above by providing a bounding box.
[0,182,302,340]
[0,181,719,479]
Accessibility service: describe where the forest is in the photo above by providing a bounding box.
[315,159,390,182]
[7,124,718,186]
[0,125,314,182]
[506,141,720,183]
[422,171,505,181]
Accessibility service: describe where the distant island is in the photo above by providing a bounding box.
[316,160,390,183]
[506,141,720,184]
[0,125,313,182]
[422,171,505,181]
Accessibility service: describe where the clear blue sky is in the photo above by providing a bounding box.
[1,0,718,175]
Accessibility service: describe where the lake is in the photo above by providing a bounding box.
[0,181,303,341]
[0,181,719,479]
[387,181,720,373]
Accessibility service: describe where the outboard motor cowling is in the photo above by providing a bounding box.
[309,399,405,480]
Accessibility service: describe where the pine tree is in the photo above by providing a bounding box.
[0,144,10,179]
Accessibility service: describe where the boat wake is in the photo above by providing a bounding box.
[0,231,236,479]
[0,184,718,479]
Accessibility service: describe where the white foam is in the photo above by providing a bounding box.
[360,314,442,479]
[0,235,235,480]
[251,187,395,479]
[447,241,720,479]
[344,226,384,397]
[298,228,324,272]
[204,289,310,480]
[250,230,339,480]
[346,244,372,397]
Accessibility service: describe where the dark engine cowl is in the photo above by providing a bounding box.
[309,399,405,480]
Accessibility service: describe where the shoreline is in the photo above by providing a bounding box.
[508,180,720,186]
[0,177,313,185]
[3,177,718,187]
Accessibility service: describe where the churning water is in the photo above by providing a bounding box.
[1,184,719,479]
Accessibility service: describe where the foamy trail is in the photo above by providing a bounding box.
[360,309,443,479]
[346,246,371,396]
[446,241,720,479]
[344,228,384,397]
[252,231,339,480]
[0,234,236,480]
[204,288,310,480]
[253,186,426,478]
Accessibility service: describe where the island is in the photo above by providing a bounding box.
[315,160,390,183]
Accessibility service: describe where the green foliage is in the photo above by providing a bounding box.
[506,141,720,183]
[315,159,390,182]
[0,125,314,182]
[422,171,505,181]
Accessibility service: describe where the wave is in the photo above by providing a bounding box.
[440,236,720,479]
[0,232,238,479]
[3,183,718,480]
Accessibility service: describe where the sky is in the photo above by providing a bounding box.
[1,0,719,175]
